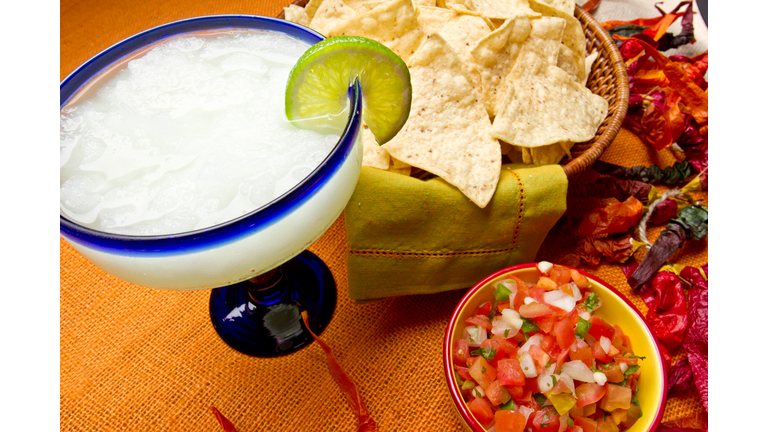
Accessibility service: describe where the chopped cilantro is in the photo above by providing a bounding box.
[481,366,487,374]
[488,302,497,322]
[471,346,498,360]
[583,292,600,312]
[624,365,641,376]
[494,284,512,301]
[499,399,516,411]
[545,360,551,368]
[575,316,592,339]
[550,375,557,387]
[454,371,464,386]
[521,318,540,335]
[533,394,548,407]
[567,417,575,426]
[629,354,646,360]
[504,329,511,338]
[631,394,644,418]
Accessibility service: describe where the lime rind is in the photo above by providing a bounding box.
[285,36,411,145]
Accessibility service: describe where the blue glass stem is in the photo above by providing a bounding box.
[209,250,336,357]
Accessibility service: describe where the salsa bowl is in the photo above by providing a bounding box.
[443,263,666,431]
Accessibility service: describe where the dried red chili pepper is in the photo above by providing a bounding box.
[210,406,238,432]
[649,198,678,225]
[568,176,652,203]
[301,311,379,432]
[666,357,694,395]
[576,196,644,236]
[566,234,636,266]
[644,271,688,351]
[680,266,709,411]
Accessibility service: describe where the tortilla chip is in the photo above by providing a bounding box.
[556,43,579,83]
[529,0,586,81]
[361,124,391,169]
[522,16,566,65]
[413,0,438,6]
[583,50,599,86]
[489,49,608,148]
[469,17,531,118]
[388,156,412,176]
[415,5,457,34]
[284,5,310,26]
[305,0,324,20]
[327,0,425,62]
[465,0,541,19]
[516,141,572,165]
[345,0,388,13]
[309,0,357,35]
[535,0,575,15]
[383,34,501,208]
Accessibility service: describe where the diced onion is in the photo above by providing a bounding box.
[594,371,607,386]
[568,283,582,301]
[559,414,568,432]
[523,297,536,305]
[491,319,519,339]
[600,336,611,354]
[472,386,486,398]
[561,361,595,383]
[543,290,576,312]
[538,261,554,275]
[517,405,534,424]
[519,334,543,354]
[500,279,518,304]
[501,309,523,329]
[620,362,628,373]
[537,364,557,393]
[463,325,487,348]
[578,311,591,321]
[558,372,576,395]
[520,352,538,378]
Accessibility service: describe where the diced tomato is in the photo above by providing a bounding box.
[540,334,556,353]
[531,406,560,432]
[620,403,642,428]
[599,384,632,412]
[465,314,492,330]
[477,301,492,317]
[536,276,559,291]
[599,363,625,383]
[570,269,590,289]
[595,417,620,432]
[497,301,511,313]
[467,356,476,367]
[513,378,537,403]
[528,345,550,374]
[469,357,497,389]
[519,302,554,318]
[570,345,594,368]
[565,427,584,432]
[591,340,613,363]
[555,348,570,372]
[561,283,574,296]
[581,402,597,417]
[613,356,639,366]
[572,415,597,432]
[486,380,511,406]
[529,287,547,303]
[453,338,470,364]
[587,316,615,341]
[554,318,576,350]
[512,290,527,310]
[495,410,527,432]
[533,316,557,334]
[455,365,473,381]
[549,265,572,286]
[467,397,494,424]
[575,383,607,408]
[610,408,628,425]
[509,275,531,295]
[480,338,517,367]
[497,358,526,386]
[508,384,525,399]
[611,325,627,352]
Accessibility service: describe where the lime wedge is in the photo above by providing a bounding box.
[285,36,411,145]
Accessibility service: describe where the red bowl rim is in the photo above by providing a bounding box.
[442,263,668,432]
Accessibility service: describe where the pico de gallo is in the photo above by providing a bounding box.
[452,262,644,432]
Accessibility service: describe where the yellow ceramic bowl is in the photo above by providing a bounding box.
[443,263,666,431]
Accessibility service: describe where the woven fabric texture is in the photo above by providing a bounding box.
[61,1,708,430]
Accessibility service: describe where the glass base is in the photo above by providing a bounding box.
[209,250,336,357]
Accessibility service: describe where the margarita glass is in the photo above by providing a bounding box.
[60,15,364,357]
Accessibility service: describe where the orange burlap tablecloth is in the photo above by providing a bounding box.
[60,1,708,430]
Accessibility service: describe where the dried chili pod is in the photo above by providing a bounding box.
[591,160,694,185]
[679,265,709,411]
[666,357,694,395]
[568,177,652,203]
[627,206,707,290]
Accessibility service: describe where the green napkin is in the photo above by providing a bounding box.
[344,164,568,302]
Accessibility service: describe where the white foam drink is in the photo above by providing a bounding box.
[61,29,341,236]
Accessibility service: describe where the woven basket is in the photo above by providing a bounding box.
[278,2,629,180]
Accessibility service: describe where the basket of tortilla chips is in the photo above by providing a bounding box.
[281,0,629,302]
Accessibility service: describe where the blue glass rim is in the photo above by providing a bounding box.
[60,15,363,256]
